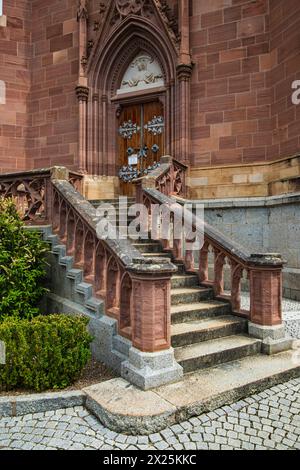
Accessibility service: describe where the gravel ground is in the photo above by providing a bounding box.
[0,360,117,397]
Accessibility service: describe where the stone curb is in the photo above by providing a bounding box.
[0,391,86,418]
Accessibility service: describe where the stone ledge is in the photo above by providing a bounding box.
[184,192,300,209]
[0,391,85,418]
[84,379,177,435]
[1,351,300,434]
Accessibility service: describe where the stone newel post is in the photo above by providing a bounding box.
[121,259,183,390]
[248,254,293,354]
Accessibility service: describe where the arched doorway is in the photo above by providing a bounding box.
[80,10,192,198]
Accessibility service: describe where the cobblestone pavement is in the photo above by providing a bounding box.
[1,377,300,450]
[1,296,300,451]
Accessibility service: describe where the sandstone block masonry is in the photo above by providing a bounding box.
[1,1,300,179]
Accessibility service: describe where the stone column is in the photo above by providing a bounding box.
[76,86,89,173]
[77,0,88,81]
[121,260,183,390]
[76,1,89,174]
[102,94,108,175]
[92,93,99,175]
[177,64,193,164]
[248,254,293,355]
[179,0,191,65]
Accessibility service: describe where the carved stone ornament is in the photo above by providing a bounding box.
[118,54,164,94]
[115,0,154,19]
[153,0,179,43]
[76,85,89,102]
[77,0,88,20]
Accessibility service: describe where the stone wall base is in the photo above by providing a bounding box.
[83,175,119,200]
[45,293,129,371]
[121,348,183,390]
[248,322,294,355]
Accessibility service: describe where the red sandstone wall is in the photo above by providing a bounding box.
[29,0,79,170]
[2,0,300,174]
[268,0,300,160]
[190,0,271,166]
[0,0,31,173]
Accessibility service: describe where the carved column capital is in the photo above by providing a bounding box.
[76,85,89,102]
[92,93,99,102]
[176,63,193,82]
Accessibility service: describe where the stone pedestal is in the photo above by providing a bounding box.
[249,256,283,327]
[121,347,183,390]
[248,322,293,355]
[248,254,293,354]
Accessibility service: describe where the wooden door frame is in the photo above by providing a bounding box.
[115,91,166,195]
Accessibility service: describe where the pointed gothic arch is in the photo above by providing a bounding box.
[85,16,178,177]
[76,0,192,187]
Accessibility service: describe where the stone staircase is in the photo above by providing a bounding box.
[90,197,263,376]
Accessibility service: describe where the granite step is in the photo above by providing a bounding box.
[90,198,136,207]
[133,242,163,253]
[175,335,262,374]
[83,351,300,435]
[171,315,248,347]
[142,252,173,260]
[171,300,231,324]
[171,274,200,289]
[171,287,214,305]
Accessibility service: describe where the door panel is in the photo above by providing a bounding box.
[143,101,164,169]
[118,101,164,196]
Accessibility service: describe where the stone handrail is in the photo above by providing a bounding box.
[136,183,285,328]
[134,156,188,198]
[51,178,176,353]
[0,166,176,355]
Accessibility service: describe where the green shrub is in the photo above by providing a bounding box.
[0,198,49,319]
[0,314,92,392]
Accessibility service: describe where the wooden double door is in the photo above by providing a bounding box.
[118,101,165,196]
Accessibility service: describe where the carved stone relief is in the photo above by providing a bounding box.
[117,54,164,94]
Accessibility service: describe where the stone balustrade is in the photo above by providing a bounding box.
[0,167,83,223]
[50,178,177,354]
[0,166,182,389]
[135,156,188,198]
[136,184,285,330]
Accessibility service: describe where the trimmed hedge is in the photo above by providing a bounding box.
[0,198,49,320]
[0,315,92,392]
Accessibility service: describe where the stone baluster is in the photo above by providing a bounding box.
[173,238,182,261]
[185,235,195,272]
[230,261,243,312]
[213,249,226,297]
[199,241,209,283]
